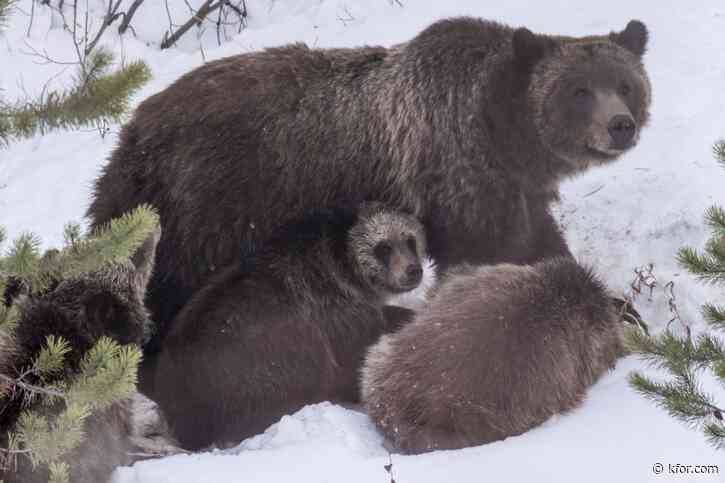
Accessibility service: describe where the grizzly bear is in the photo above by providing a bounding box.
[361,257,625,454]
[152,204,426,450]
[0,230,180,483]
[87,17,651,354]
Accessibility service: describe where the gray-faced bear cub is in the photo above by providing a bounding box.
[153,203,427,450]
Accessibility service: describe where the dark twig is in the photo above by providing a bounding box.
[161,0,222,50]
[85,0,124,55]
[118,0,145,35]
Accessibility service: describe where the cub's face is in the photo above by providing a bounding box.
[349,206,427,295]
[521,20,651,170]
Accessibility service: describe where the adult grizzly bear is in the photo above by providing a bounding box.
[153,204,426,450]
[88,17,651,347]
[361,258,625,454]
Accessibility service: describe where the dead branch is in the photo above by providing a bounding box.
[161,0,246,50]
[118,0,146,35]
[84,0,124,55]
[161,0,221,50]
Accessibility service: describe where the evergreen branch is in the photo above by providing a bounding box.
[49,461,71,483]
[714,139,725,167]
[677,246,725,285]
[0,0,14,32]
[703,303,725,331]
[33,336,71,378]
[629,371,723,426]
[705,422,725,450]
[52,204,159,280]
[0,373,66,400]
[69,339,141,410]
[705,205,725,237]
[2,233,42,286]
[625,329,697,376]
[0,53,150,145]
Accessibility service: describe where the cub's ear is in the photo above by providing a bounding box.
[130,225,161,302]
[513,27,555,72]
[610,20,648,57]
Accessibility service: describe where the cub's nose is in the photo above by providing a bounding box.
[404,264,423,287]
[608,114,636,149]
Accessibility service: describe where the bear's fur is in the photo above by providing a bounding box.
[87,17,651,352]
[361,258,625,454]
[0,229,181,483]
[152,204,426,450]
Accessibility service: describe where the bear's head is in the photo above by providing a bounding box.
[348,203,427,295]
[514,20,651,170]
[3,226,160,372]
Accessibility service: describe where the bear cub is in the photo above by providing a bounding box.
[153,203,427,450]
[0,229,180,483]
[362,257,625,454]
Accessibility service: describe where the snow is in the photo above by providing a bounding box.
[2,1,725,482]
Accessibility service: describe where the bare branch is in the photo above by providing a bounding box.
[117,0,145,35]
[160,0,222,50]
[85,0,124,55]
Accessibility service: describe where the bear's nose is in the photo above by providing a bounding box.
[608,114,636,149]
[404,264,423,286]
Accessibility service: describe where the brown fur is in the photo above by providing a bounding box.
[152,204,426,450]
[0,229,180,483]
[361,258,625,454]
[87,18,651,356]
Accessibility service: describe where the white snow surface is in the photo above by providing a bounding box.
[2,1,725,481]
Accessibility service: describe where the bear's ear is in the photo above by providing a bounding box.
[610,20,648,57]
[513,27,554,72]
[129,225,161,302]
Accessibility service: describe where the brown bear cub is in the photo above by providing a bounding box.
[153,204,426,450]
[0,231,179,483]
[88,17,651,351]
[361,258,625,454]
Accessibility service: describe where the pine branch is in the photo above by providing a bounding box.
[714,139,725,167]
[705,206,725,237]
[0,51,150,145]
[49,461,71,483]
[705,422,725,450]
[0,0,14,32]
[677,246,725,285]
[629,371,723,426]
[703,303,725,331]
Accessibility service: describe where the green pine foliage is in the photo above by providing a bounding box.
[0,0,14,31]
[0,4,151,147]
[0,205,158,480]
[627,139,725,449]
[0,49,151,146]
[0,205,159,295]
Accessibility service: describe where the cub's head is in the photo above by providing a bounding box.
[514,20,651,170]
[348,203,427,295]
[3,227,160,371]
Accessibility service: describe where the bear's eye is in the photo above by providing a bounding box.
[374,242,393,264]
[618,82,631,96]
[573,87,590,99]
[407,236,418,255]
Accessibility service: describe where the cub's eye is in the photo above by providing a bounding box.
[573,87,590,98]
[406,236,418,255]
[618,82,631,96]
[374,242,393,264]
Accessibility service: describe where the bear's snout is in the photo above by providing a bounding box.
[608,114,636,150]
[402,263,423,288]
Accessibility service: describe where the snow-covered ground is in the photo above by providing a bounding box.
[2,1,725,481]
